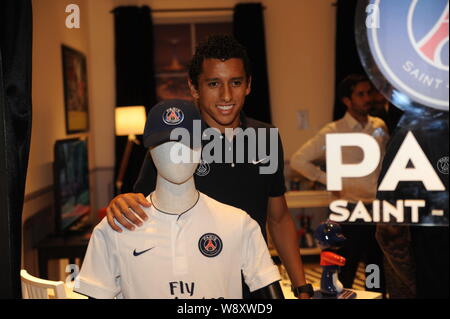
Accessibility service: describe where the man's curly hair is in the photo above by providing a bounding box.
[188,34,251,88]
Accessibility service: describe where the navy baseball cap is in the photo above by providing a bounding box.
[143,99,202,148]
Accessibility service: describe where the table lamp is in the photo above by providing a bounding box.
[115,106,146,193]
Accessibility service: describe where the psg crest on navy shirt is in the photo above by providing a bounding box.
[163,107,184,125]
[195,159,210,177]
[198,233,223,257]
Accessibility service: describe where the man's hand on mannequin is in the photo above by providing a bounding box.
[106,193,151,232]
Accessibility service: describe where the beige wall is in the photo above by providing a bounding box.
[26,0,93,224]
[25,0,115,230]
[85,0,116,219]
[24,0,115,276]
[28,0,91,195]
[264,0,336,157]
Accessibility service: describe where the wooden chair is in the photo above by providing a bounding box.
[20,269,67,299]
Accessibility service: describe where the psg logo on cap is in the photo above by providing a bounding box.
[163,107,184,125]
[198,233,223,258]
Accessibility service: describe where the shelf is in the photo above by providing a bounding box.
[270,247,321,257]
[285,190,336,208]
[299,247,321,255]
[281,281,382,299]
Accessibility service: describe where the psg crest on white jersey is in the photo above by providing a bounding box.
[198,233,223,257]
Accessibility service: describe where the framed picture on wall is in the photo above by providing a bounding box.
[61,45,89,134]
[153,22,232,102]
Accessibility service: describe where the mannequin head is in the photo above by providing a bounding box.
[150,141,202,185]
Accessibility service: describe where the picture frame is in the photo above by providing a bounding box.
[153,22,232,102]
[53,137,90,234]
[61,45,89,134]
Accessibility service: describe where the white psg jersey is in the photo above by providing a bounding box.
[75,192,280,299]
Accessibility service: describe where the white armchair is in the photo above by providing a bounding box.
[20,269,67,299]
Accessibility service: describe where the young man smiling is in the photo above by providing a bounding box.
[106,35,311,299]
[188,55,249,131]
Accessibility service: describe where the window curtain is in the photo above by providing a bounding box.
[333,0,365,120]
[113,6,157,194]
[0,0,33,298]
[233,3,272,124]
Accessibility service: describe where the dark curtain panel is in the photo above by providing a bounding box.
[333,0,365,120]
[233,3,272,124]
[0,0,33,298]
[113,6,156,194]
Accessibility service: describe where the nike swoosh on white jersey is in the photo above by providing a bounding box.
[133,247,154,256]
[252,158,268,165]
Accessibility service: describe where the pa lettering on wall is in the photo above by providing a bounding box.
[326,131,446,225]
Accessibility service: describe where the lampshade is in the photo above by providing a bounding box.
[115,106,146,136]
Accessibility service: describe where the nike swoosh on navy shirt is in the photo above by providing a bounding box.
[252,158,268,165]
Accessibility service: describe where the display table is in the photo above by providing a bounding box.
[35,228,92,279]
[270,247,321,257]
[47,286,88,299]
[285,190,336,209]
[280,281,382,299]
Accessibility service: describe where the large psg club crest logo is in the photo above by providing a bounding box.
[198,233,223,257]
[365,0,449,111]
